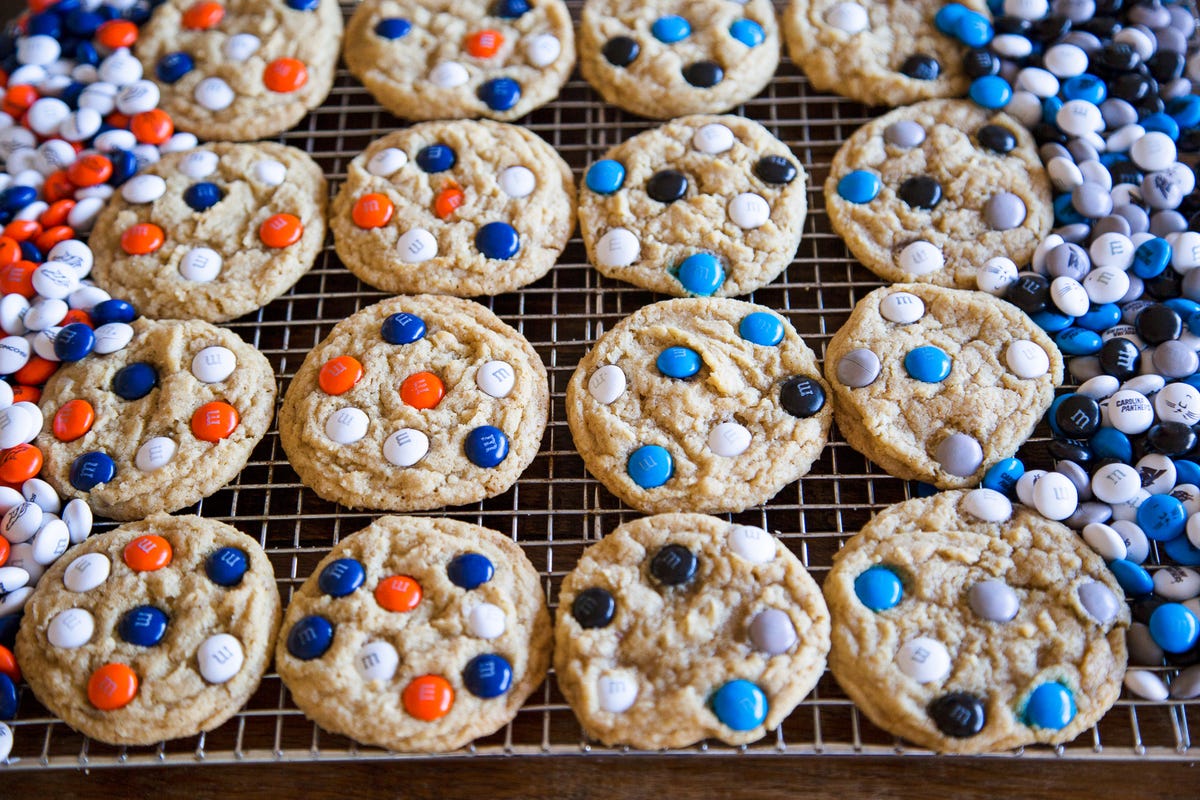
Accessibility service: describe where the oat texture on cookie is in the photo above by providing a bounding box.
[34,318,277,520]
[824,490,1129,753]
[344,0,575,121]
[578,0,780,118]
[136,0,343,140]
[824,284,1063,488]
[554,514,830,748]
[275,515,551,753]
[826,99,1053,288]
[331,121,575,296]
[783,0,992,107]
[15,515,281,745]
[88,142,327,322]
[567,298,831,514]
[278,295,549,511]
[579,115,806,298]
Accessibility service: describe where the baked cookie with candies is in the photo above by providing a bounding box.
[555,514,830,748]
[276,515,551,752]
[331,121,574,296]
[578,0,780,119]
[89,142,327,323]
[783,0,992,107]
[344,0,575,121]
[278,295,549,511]
[826,99,1053,288]
[15,515,282,745]
[136,0,343,140]
[825,284,1062,489]
[579,115,806,297]
[35,318,277,521]
[567,298,831,514]
[825,490,1129,753]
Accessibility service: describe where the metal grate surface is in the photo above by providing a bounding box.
[4,0,1199,770]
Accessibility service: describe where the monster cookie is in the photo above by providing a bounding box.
[278,295,548,510]
[276,515,550,752]
[89,142,327,322]
[826,99,1052,288]
[566,298,831,514]
[579,115,806,297]
[331,121,574,296]
[825,284,1062,488]
[35,318,277,520]
[555,514,829,748]
[344,0,574,121]
[783,0,992,107]
[578,0,780,118]
[15,515,281,745]
[825,490,1129,753]
[136,0,343,140]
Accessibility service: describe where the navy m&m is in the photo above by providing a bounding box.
[381,312,426,344]
[287,615,334,660]
[465,425,509,468]
[113,362,158,400]
[416,144,456,173]
[155,52,193,83]
[375,17,411,38]
[206,547,249,586]
[118,605,169,647]
[475,221,520,260]
[183,182,223,212]
[70,451,115,491]
[318,558,366,597]
[462,653,513,698]
[572,587,616,628]
[650,544,697,586]
[448,552,494,589]
[477,77,521,112]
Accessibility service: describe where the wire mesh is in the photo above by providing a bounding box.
[3,0,1199,770]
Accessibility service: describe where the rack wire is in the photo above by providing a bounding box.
[3,0,1199,770]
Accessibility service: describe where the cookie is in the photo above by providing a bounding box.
[824,283,1063,488]
[35,318,277,521]
[275,515,550,753]
[578,0,780,119]
[330,121,574,296]
[579,115,806,297]
[825,490,1129,753]
[826,99,1053,288]
[15,514,281,746]
[136,0,343,141]
[554,514,829,748]
[566,298,831,514]
[783,0,991,107]
[89,142,327,323]
[343,0,574,121]
[278,295,549,511]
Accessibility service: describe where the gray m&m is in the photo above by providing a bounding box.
[836,348,880,387]
[935,433,984,477]
[969,579,1020,622]
[749,608,797,655]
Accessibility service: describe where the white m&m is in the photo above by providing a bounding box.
[728,193,770,229]
[897,637,951,683]
[384,428,429,467]
[397,229,438,263]
[367,147,407,177]
[596,228,639,268]
[223,33,262,62]
[468,602,506,639]
[693,123,735,154]
[430,61,469,88]
[192,346,238,383]
[136,437,178,471]
[879,291,925,323]
[48,607,95,649]
[325,407,369,444]
[729,524,776,563]
[597,671,638,713]
[899,241,944,275]
[195,77,236,111]
[199,633,245,684]
[120,174,166,204]
[587,364,626,404]
[476,361,516,398]
[253,159,287,186]
[355,640,399,682]
[181,149,219,179]
[1005,340,1050,378]
[525,34,561,67]
[180,247,224,282]
[499,165,535,198]
[708,421,751,457]
[63,552,110,592]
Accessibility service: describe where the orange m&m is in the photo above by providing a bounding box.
[130,109,173,145]
[124,535,173,572]
[0,261,36,297]
[400,372,445,409]
[259,213,303,248]
[352,193,394,229]
[0,644,19,683]
[465,29,504,58]
[67,154,113,187]
[13,354,57,386]
[0,537,8,567]
[263,58,308,93]
[54,399,95,442]
[3,220,39,242]
[87,663,139,710]
[11,385,40,404]
[375,575,422,612]
[39,199,76,228]
[60,309,92,328]
[95,19,138,49]
[0,236,20,267]
[318,355,364,395]
[191,401,239,441]
[434,185,464,220]
[0,444,42,484]
[183,0,225,29]
[34,224,74,253]
[42,171,76,203]
[121,223,165,255]
[402,675,454,721]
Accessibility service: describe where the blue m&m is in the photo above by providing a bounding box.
[729,19,764,48]
[676,253,725,296]
[462,653,513,698]
[475,221,520,260]
[286,0,320,10]
[287,615,334,660]
[0,674,16,720]
[652,15,691,43]
[837,170,880,203]
[1108,559,1153,596]
[113,362,158,400]
[381,312,426,344]
[54,323,95,361]
[91,299,137,326]
[206,547,249,586]
[465,425,509,468]
[1136,494,1187,541]
[969,75,1013,109]
[155,52,193,83]
[1024,683,1075,730]
[854,565,903,611]
[656,346,701,379]
[492,0,530,17]
[375,17,411,38]
[1149,603,1200,653]
[477,77,521,112]
[118,605,169,647]
[70,451,115,491]
[416,144,456,173]
[628,444,673,489]
[711,679,767,730]
[904,346,952,383]
[586,159,625,194]
[183,182,223,212]
[448,552,495,589]
[739,312,783,346]
[319,558,366,597]
[982,457,1024,495]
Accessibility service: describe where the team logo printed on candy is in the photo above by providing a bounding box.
[275,515,551,753]
[135,0,343,140]
[343,0,574,121]
[554,514,830,748]
[14,515,281,745]
[278,294,549,511]
[824,491,1128,753]
[577,0,780,119]
[34,318,277,521]
[87,142,327,323]
[567,297,831,514]
[826,99,1053,288]
[331,121,574,297]
[579,115,806,297]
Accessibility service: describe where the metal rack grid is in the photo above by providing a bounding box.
[3,0,1199,769]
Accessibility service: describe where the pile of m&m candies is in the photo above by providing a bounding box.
[930,0,1200,703]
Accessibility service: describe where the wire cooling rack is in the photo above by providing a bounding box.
[4,0,1200,770]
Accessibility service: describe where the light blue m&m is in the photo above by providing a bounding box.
[676,253,725,295]
[1149,603,1200,653]
[586,159,625,194]
[656,346,701,379]
[969,75,1013,109]
[711,680,767,730]
[854,565,902,611]
[739,312,784,346]
[729,19,764,47]
[628,444,673,488]
[1024,683,1075,730]
[652,15,691,43]
[1136,494,1187,541]
[837,170,880,203]
[904,346,951,382]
